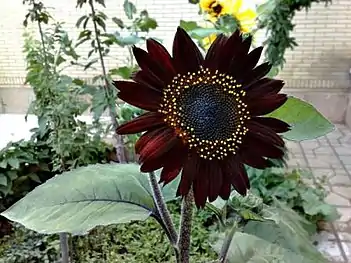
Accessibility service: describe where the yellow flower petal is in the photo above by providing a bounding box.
[236,9,257,33]
[199,0,216,12]
[232,0,243,14]
[201,34,217,50]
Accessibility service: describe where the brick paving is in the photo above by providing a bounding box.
[286,124,351,263]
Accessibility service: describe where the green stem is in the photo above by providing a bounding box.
[148,172,179,261]
[59,233,70,263]
[219,223,237,263]
[177,188,194,263]
[148,172,178,245]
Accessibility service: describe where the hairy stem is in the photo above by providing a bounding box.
[177,188,194,263]
[148,172,178,245]
[88,0,126,163]
[59,233,70,263]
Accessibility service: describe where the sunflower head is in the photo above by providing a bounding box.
[199,0,234,18]
[200,0,257,33]
[115,27,289,208]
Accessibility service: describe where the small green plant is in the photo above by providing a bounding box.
[247,166,339,227]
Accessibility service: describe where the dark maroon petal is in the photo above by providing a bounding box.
[242,62,272,86]
[219,179,231,200]
[159,151,184,185]
[140,140,185,172]
[218,30,245,72]
[135,127,166,154]
[116,112,165,135]
[115,80,162,111]
[246,120,285,147]
[192,159,210,208]
[224,155,249,195]
[239,149,271,169]
[247,94,287,116]
[146,38,176,76]
[245,78,285,99]
[229,46,262,80]
[208,160,223,202]
[133,46,172,84]
[244,133,284,159]
[204,34,228,69]
[246,46,263,68]
[173,27,204,74]
[251,117,290,133]
[139,128,178,164]
[133,70,164,91]
[177,153,199,197]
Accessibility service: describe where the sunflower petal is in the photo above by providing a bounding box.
[251,117,290,133]
[247,94,287,116]
[192,160,210,208]
[204,34,228,69]
[135,127,165,154]
[133,70,164,91]
[146,38,176,76]
[160,165,182,186]
[224,155,249,195]
[239,149,271,169]
[244,133,284,159]
[246,120,285,147]
[115,81,162,111]
[140,140,184,172]
[173,27,204,74]
[177,153,199,197]
[245,78,285,99]
[133,46,173,84]
[219,179,231,200]
[116,112,165,135]
[208,160,223,202]
[242,62,272,85]
[139,128,178,163]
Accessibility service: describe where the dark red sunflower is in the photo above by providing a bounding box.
[114,27,290,208]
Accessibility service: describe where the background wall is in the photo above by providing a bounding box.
[0,0,350,122]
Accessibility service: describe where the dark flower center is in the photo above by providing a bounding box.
[178,83,236,141]
[160,67,250,160]
[211,3,223,15]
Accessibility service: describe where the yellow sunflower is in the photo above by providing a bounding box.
[199,0,234,18]
[232,0,257,33]
[199,0,257,33]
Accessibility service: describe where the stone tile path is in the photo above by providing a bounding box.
[286,124,351,263]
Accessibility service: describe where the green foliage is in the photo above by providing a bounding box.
[1,164,180,235]
[74,0,158,114]
[259,0,332,68]
[0,202,217,263]
[210,195,327,263]
[179,18,239,52]
[0,224,60,263]
[268,97,334,141]
[247,166,339,227]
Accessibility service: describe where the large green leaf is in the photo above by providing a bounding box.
[268,96,334,141]
[212,232,324,263]
[261,201,318,242]
[243,220,326,262]
[1,164,157,235]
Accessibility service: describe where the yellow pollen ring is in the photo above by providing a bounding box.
[158,66,250,160]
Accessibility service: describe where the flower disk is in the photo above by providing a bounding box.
[114,27,290,208]
[160,67,250,160]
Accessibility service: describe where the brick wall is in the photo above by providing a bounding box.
[279,0,351,88]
